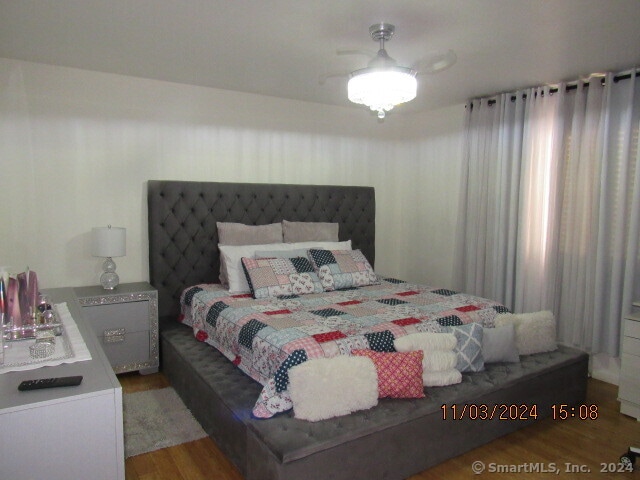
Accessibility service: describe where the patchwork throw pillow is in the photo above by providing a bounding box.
[288,356,378,421]
[351,349,425,399]
[308,248,378,291]
[494,311,557,355]
[219,240,351,293]
[241,256,323,299]
[442,323,485,372]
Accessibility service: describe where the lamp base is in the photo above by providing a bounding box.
[100,257,120,290]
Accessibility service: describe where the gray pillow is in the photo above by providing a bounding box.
[282,220,339,242]
[482,325,520,363]
[217,222,283,285]
[217,222,283,245]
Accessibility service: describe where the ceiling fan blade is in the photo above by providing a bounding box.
[318,71,348,85]
[321,49,375,84]
[414,49,457,75]
[336,48,376,58]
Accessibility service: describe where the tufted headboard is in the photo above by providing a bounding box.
[147,180,376,320]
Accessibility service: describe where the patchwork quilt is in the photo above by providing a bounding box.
[180,279,509,418]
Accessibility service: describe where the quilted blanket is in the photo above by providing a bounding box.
[180,279,508,418]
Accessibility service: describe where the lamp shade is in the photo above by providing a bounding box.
[348,67,417,119]
[92,226,126,258]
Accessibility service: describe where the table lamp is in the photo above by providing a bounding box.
[92,225,126,290]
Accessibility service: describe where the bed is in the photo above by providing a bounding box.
[148,180,589,480]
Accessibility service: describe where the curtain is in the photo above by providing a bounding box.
[456,70,640,356]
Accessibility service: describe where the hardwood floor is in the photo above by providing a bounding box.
[120,372,243,480]
[120,373,639,479]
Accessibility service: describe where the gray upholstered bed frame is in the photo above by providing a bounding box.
[147,180,589,480]
[148,180,375,321]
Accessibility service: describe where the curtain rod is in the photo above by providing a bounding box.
[481,69,639,107]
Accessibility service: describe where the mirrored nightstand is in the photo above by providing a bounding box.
[75,282,159,374]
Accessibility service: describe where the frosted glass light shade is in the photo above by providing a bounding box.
[92,226,126,258]
[348,68,417,119]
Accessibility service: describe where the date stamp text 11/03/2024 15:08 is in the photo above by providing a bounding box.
[441,403,599,421]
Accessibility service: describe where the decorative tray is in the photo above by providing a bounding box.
[3,309,63,341]
[0,303,92,373]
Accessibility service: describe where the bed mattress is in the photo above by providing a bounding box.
[180,279,508,417]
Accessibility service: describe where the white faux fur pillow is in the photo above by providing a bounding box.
[288,356,378,421]
[494,311,557,355]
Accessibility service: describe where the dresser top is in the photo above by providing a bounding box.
[0,287,120,412]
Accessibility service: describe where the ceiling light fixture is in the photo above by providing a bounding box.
[348,23,417,119]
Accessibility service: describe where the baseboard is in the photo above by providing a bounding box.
[589,353,621,386]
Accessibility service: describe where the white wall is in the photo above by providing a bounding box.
[0,58,465,290]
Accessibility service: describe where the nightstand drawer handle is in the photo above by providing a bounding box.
[104,328,126,343]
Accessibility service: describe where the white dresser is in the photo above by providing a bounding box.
[619,301,640,420]
[0,287,125,480]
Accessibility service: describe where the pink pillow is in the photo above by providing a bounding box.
[352,349,425,399]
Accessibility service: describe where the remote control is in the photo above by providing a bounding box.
[18,376,83,391]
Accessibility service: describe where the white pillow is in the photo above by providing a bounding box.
[394,332,458,380]
[422,351,457,372]
[423,369,462,387]
[394,332,457,353]
[288,356,378,421]
[219,240,352,293]
[494,311,557,355]
[254,249,309,259]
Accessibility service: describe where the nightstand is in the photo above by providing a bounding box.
[619,300,640,420]
[74,282,159,374]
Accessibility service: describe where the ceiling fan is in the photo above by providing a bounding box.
[322,23,456,118]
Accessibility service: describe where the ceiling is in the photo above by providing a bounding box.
[2,0,640,115]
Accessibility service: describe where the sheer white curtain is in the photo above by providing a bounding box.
[515,86,566,313]
[456,71,640,356]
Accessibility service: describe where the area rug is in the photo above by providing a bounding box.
[123,387,207,458]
